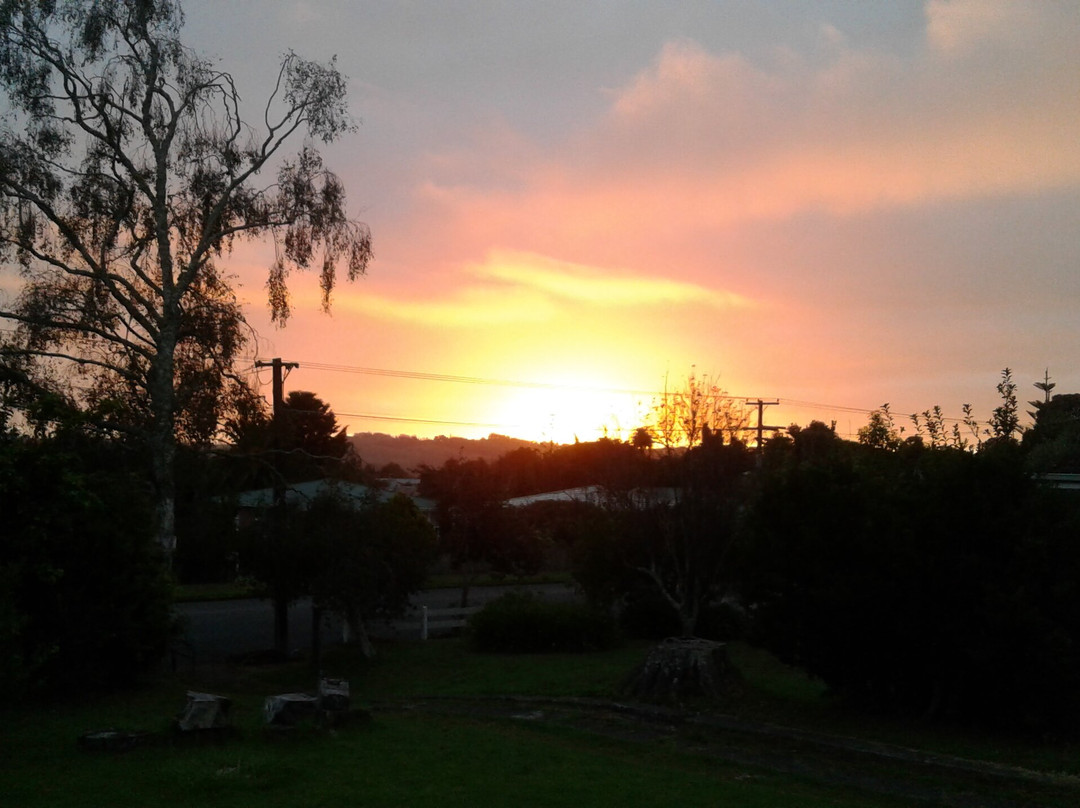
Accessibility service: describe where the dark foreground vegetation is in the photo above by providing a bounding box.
[415,373,1080,736]
[3,363,1080,803]
[5,371,1080,740]
[4,637,1080,808]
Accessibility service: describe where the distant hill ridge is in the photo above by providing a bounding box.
[349,432,539,473]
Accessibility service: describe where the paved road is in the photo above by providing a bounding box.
[172,583,579,664]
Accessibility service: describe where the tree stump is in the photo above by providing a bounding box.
[175,691,232,732]
[264,693,319,726]
[318,677,350,713]
[78,729,152,752]
[622,637,730,700]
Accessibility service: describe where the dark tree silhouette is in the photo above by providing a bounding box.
[650,370,750,451]
[269,390,353,483]
[1024,392,1080,472]
[857,405,902,450]
[308,492,436,659]
[0,425,172,693]
[0,1,372,558]
[746,419,1080,731]
[571,435,752,639]
[632,426,654,453]
[988,367,1021,443]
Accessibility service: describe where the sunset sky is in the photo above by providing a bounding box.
[182,1,1080,444]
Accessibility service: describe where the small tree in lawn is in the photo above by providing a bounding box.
[610,434,753,700]
[0,0,372,560]
[632,435,752,638]
[576,433,753,639]
[308,492,436,659]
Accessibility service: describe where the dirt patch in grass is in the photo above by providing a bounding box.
[376,695,1080,808]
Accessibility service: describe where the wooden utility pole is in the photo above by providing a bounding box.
[256,357,300,417]
[254,357,300,503]
[254,358,299,657]
[254,358,325,671]
[745,398,780,451]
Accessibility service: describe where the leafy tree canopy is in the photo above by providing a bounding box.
[1024,392,1080,472]
[0,426,172,694]
[0,0,372,555]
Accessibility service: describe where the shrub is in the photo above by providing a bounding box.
[468,592,619,653]
[0,433,173,695]
[744,436,1080,733]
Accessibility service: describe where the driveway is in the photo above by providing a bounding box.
[172,583,580,664]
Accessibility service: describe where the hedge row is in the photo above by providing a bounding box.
[468,592,619,653]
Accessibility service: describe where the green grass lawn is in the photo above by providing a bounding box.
[4,709,916,808]
[2,704,904,807]
[3,638,1079,807]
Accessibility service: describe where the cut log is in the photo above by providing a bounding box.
[78,729,152,752]
[175,691,232,732]
[622,637,730,700]
[264,693,319,726]
[318,677,350,713]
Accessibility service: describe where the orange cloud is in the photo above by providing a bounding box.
[319,249,749,330]
[472,250,750,309]
[331,285,556,327]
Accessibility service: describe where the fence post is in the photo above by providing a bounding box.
[421,605,429,641]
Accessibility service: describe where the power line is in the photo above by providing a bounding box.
[248,358,985,433]
[248,358,855,415]
[779,397,981,427]
[334,410,519,430]
[293,360,794,409]
[778,397,875,416]
[295,360,658,397]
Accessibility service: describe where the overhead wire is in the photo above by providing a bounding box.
[296,360,658,397]
[333,410,520,430]
[4,337,1005,436]
[227,356,982,435]
[289,359,907,432]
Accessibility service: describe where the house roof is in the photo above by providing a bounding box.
[505,486,606,508]
[1036,473,1080,490]
[505,486,678,508]
[235,479,387,510]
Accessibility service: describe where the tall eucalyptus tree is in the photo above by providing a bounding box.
[0,0,372,556]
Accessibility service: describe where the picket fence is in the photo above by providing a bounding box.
[417,604,483,640]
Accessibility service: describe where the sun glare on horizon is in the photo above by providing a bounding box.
[486,382,652,445]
